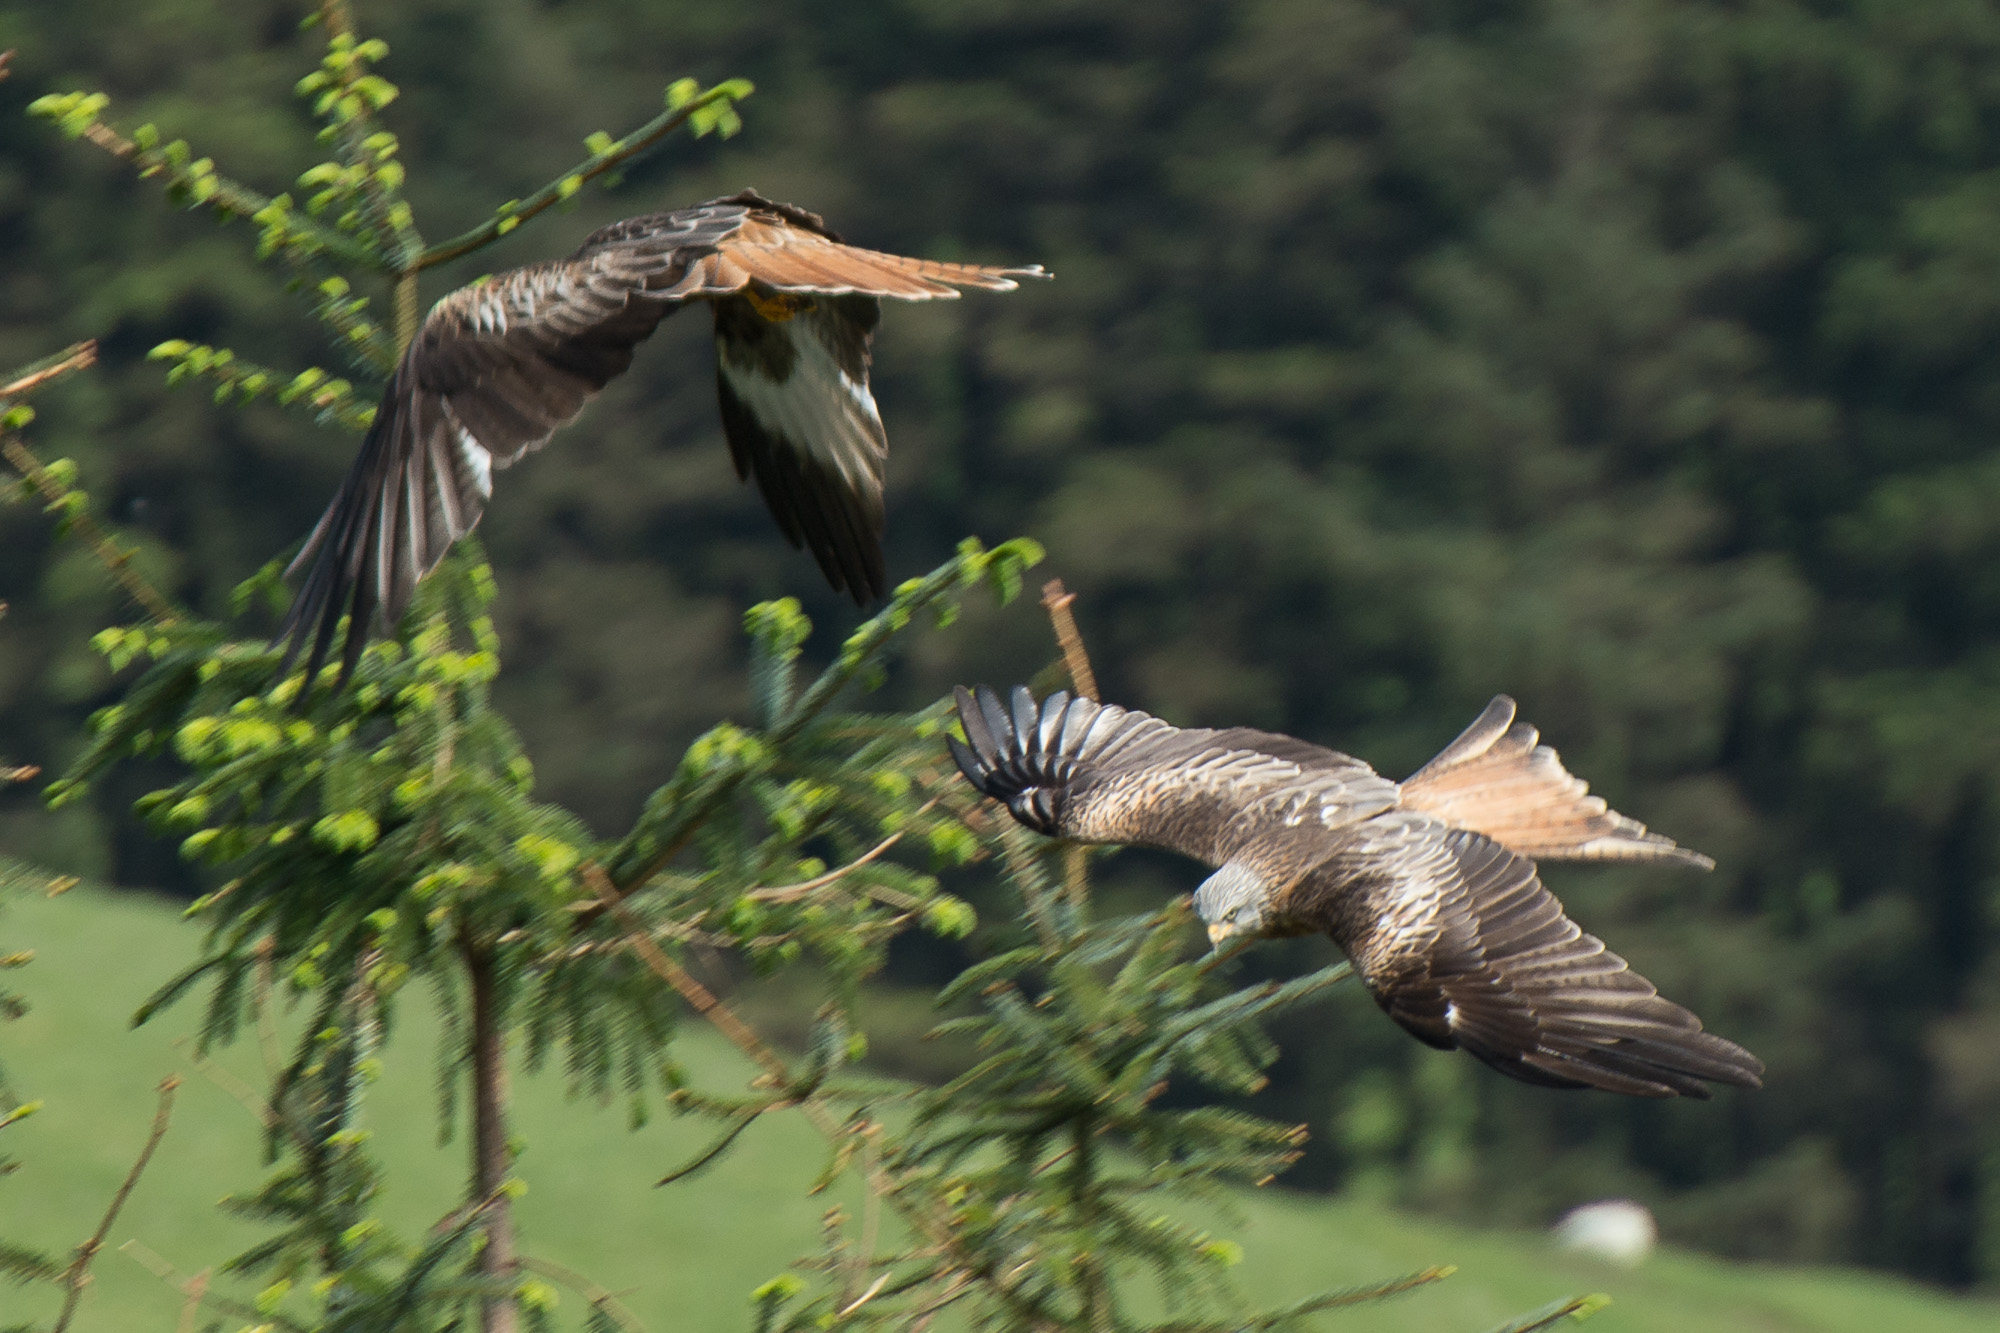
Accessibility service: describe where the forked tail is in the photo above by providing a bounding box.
[1400,696,1713,868]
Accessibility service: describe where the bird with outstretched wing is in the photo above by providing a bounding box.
[277,190,1046,684]
[949,685,1763,1099]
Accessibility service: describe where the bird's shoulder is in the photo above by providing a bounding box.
[570,190,839,259]
[1066,722,1397,849]
[423,262,586,343]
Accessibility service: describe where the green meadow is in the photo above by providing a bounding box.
[5,885,1995,1332]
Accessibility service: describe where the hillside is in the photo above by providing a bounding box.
[4,885,1994,1332]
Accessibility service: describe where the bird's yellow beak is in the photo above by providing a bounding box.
[1206,922,1233,949]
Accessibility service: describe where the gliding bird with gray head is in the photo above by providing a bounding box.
[949,685,1763,1100]
[276,190,1046,685]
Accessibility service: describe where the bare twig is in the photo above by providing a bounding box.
[1041,579,1097,910]
[416,83,748,272]
[73,121,378,270]
[54,1076,180,1332]
[0,340,95,399]
[122,1240,278,1330]
[172,1037,277,1130]
[1040,578,1098,703]
[585,865,788,1081]
[746,798,939,902]
[851,1125,883,1305]
[837,1271,891,1318]
[254,934,282,1084]
[174,1268,210,1333]
[462,938,519,1333]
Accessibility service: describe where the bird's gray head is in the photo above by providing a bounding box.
[1193,863,1270,949]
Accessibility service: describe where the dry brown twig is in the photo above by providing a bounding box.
[1039,578,1099,703]
[53,1075,180,1333]
[746,796,941,902]
[0,340,96,400]
[120,1242,256,1330]
[1040,578,1098,909]
[174,1268,210,1333]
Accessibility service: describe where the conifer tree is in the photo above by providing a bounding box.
[9,7,1608,1329]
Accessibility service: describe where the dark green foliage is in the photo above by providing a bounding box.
[0,11,1623,1329]
[7,0,1997,1304]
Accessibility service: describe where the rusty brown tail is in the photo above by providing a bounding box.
[1399,696,1713,869]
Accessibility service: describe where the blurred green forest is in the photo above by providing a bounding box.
[2,0,1998,1292]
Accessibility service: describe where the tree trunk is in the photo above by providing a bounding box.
[466,942,518,1333]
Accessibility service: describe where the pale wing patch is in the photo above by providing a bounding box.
[716,320,887,492]
[439,403,495,502]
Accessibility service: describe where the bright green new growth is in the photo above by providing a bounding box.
[5,4,1613,1330]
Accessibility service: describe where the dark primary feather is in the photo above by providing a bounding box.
[950,684,1763,1099]
[276,190,1045,686]
[1293,820,1762,1097]
[714,293,886,600]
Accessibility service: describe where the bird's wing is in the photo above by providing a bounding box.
[277,192,1045,681]
[1399,696,1712,867]
[947,685,1400,878]
[1290,815,1762,1098]
[275,203,761,684]
[700,210,1046,602]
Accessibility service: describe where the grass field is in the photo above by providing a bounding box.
[5,884,1998,1332]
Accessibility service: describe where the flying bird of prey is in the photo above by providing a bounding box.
[949,685,1763,1099]
[276,190,1046,683]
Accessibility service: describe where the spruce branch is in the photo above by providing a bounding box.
[415,76,754,273]
[27,96,379,270]
[302,271,399,375]
[146,341,377,433]
[0,438,178,624]
[1,344,180,625]
[584,867,1067,1332]
[584,866,790,1083]
[1146,1267,1454,1332]
[52,1076,181,1333]
[1481,1294,1612,1333]
[312,0,424,270]
[594,537,1041,908]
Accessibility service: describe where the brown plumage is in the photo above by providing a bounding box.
[949,685,1762,1099]
[277,190,1045,684]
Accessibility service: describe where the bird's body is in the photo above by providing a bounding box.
[949,685,1763,1099]
[277,191,1045,683]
